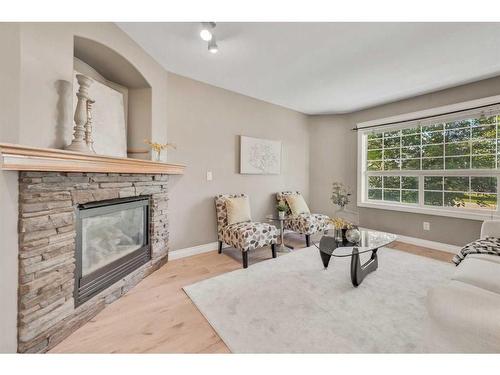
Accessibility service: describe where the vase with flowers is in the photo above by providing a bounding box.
[330,182,351,212]
[144,139,176,161]
[330,217,353,243]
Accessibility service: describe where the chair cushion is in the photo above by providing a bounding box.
[276,191,301,215]
[221,222,278,252]
[226,196,252,225]
[284,213,329,235]
[285,194,310,215]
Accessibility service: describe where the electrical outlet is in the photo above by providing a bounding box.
[423,222,430,231]
[206,171,213,181]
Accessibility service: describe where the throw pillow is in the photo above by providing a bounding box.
[226,196,252,225]
[285,194,310,215]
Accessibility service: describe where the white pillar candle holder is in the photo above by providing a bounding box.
[84,99,96,153]
[65,74,93,153]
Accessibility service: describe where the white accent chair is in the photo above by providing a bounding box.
[425,220,500,352]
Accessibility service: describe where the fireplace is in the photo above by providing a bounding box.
[17,172,169,353]
[75,196,151,306]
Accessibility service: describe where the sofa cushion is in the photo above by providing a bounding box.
[452,257,500,295]
[426,280,500,352]
[453,237,500,266]
[226,196,252,225]
[286,194,310,215]
[466,253,500,265]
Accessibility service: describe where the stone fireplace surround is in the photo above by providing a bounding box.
[17,172,169,353]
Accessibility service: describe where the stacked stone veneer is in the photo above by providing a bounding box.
[17,172,169,353]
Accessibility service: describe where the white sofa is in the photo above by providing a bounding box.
[425,221,500,353]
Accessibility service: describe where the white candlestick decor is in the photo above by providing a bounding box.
[65,74,93,153]
[84,99,96,153]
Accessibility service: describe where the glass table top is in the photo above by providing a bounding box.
[318,229,397,257]
[265,214,293,222]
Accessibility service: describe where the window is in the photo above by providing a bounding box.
[358,99,500,220]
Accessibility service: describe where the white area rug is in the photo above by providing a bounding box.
[183,246,454,353]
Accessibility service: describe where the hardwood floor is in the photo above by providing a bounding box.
[51,250,239,353]
[50,236,453,353]
[386,241,454,263]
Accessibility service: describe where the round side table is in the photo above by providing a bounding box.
[266,215,294,252]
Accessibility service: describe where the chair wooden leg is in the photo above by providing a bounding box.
[306,234,311,247]
[271,244,277,258]
[242,251,248,268]
[218,241,223,254]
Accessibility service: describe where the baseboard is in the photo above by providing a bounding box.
[169,241,229,260]
[170,241,231,260]
[358,227,460,254]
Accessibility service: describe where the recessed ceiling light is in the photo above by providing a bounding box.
[200,22,215,41]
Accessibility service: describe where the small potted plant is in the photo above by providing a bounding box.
[276,203,288,219]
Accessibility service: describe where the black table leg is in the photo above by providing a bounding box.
[319,250,332,269]
[318,236,337,269]
[350,248,378,287]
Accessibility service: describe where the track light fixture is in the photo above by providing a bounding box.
[199,22,216,42]
[208,37,218,54]
[200,22,219,54]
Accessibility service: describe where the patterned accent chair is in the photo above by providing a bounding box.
[215,194,279,268]
[276,191,330,247]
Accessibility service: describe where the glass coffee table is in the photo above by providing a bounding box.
[317,229,396,287]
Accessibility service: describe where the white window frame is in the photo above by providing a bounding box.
[357,94,500,221]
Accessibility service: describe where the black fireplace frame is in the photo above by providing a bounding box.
[74,196,151,307]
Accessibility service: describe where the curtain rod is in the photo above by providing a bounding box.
[352,101,500,132]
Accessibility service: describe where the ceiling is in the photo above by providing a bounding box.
[117,22,500,115]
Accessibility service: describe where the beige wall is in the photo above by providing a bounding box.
[166,73,310,250]
[0,23,21,353]
[128,88,152,159]
[308,115,355,217]
[309,76,500,246]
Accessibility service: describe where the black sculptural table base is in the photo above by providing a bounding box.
[320,246,379,287]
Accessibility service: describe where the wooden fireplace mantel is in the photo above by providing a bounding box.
[0,143,185,174]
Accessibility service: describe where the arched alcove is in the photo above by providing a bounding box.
[73,36,153,159]
[74,36,151,89]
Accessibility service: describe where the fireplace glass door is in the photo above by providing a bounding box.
[75,197,150,306]
[82,205,145,276]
